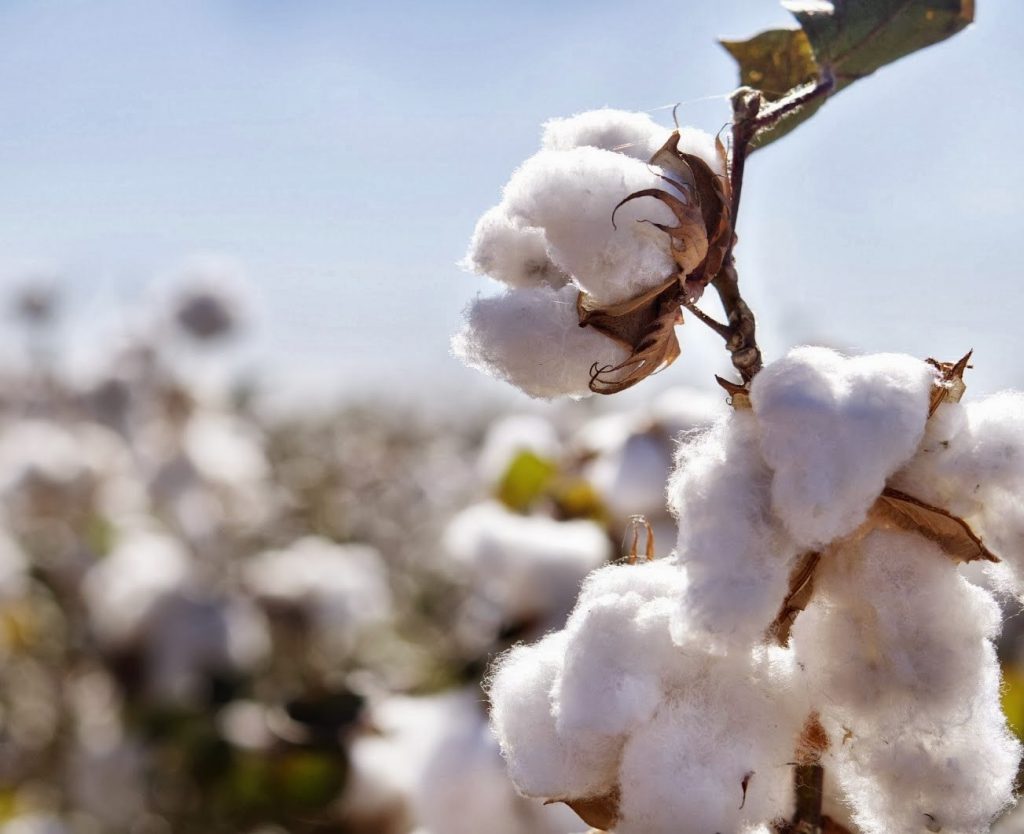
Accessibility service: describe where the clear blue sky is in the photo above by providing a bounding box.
[0,0,1021,403]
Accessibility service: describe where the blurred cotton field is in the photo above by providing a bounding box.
[0,261,739,833]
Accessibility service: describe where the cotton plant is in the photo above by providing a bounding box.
[454,3,1017,833]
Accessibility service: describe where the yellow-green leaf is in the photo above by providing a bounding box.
[496,451,557,513]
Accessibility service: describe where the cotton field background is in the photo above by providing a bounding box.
[3,1,1024,833]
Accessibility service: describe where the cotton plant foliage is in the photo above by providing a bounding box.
[486,347,1023,834]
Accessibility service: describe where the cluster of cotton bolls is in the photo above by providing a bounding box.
[488,346,1024,834]
[454,108,723,399]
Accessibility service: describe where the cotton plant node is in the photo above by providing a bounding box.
[455,3,1022,834]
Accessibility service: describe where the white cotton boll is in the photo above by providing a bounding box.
[668,412,799,647]
[444,502,610,629]
[82,529,192,647]
[477,413,561,486]
[452,283,630,399]
[555,561,690,739]
[462,205,570,290]
[0,816,70,834]
[488,632,617,800]
[585,430,672,520]
[244,536,392,652]
[412,687,580,834]
[833,664,1018,834]
[184,411,269,487]
[616,658,797,834]
[793,529,1001,718]
[541,108,670,161]
[503,147,684,306]
[750,347,935,548]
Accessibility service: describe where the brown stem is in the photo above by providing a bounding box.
[709,71,836,384]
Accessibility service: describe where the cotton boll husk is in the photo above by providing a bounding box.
[502,147,689,306]
[477,413,561,486]
[751,347,935,548]
[668,412,799,647]
[555,561,690,740]
[488,631,617,800]
[444,502,609,629]
[793,529,1001,719]
[615,654,797,834]
[462,206,570,290]
[452,283,629,399]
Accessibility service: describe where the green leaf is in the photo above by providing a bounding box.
[495,451,557,513]
[786,0,974,84]
[719,28,825,146]
[722,0,975,148]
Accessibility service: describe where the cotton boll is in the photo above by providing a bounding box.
[668,412,799,647]
[444,502,609,631]
[503,147,687,306]
[833,665,1018,834]
[541,108,670,161]
[477,413,561,486]
[0,815,70,834]
[452,283,630,399]
[585,430,672,520]
[555,561,690,739]
[750,347,935,548]
[488,632,617,800]
[616,658,797,834]
[412,687,579,834]
[793,529,1001,718]
[184,411,268,487]
[462,206,570,290]
[82,529,192,648]
[244,536,392,655]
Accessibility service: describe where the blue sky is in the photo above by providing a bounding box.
[0,0,1021,404]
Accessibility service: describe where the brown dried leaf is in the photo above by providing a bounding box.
[926,349,972,416]
[585,281,684,395]
[767,550,821,646]
[626,514,656,564]
[873,486,998,563]
[612,183,708,278]
[547,788,620,830]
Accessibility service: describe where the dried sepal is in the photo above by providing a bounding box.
[715,374,752,410]
[547,787,620,831]
[871,486,998,564]
[926,349,972,416]
[625,514,655,564]
[766,550,822,647]
[582,277,684,395]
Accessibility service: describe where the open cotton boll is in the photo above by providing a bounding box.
[452,283,630,399]
[503,147,686,306]
[541,108,670,161]
[462,206,570,290]
[750,347,935,548]
[832,662,1018,834]
[669,412,798,647]
[585,430,673,519]
[616,657,797,834]
[412,686,579,834]
[444,501,609,631]
[488,631,618,800]
[793,530,1001,721]
[244,536,392,653]
[555,560,690,740]
[82,528,192,647]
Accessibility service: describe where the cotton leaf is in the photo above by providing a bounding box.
[871,486,998,563]
[723,0,974,148]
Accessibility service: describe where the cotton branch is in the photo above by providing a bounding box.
[697,71,836,384]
